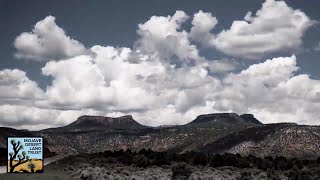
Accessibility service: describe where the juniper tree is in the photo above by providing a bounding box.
[8,139,30,173]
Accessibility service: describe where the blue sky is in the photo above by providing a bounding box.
[7,137,43,160]
[0,0,320,130]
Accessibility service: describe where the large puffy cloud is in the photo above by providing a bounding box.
[0,69,104,130]
[0,44,221,129]
[0,69,44,105]
[39,44,221,116]
[14,16,87,61]
[217,56,300,112]
[40,49,158,112]
[135,11,201,66]
[190,0,314,59]
[217,55,320,124]
[189,10,217,47]
[3,7,320,130]
[4,12,224,129]
[40,55,113,110]
[2,54,320,129]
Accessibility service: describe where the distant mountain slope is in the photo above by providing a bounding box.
[64,115,148,131]
[0,127,34,148]
[188,113,262,127]
[1,113,319,159]
[200,123,320,158]
[190,113,243,124]
[38,113,257,155]
[239,114,263,125]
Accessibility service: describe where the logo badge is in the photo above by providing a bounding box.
[7,137,43,173]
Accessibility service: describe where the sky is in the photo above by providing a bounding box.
[7,137,42,160]
[0,0,320,130]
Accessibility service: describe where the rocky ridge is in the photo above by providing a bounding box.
[1,113,319,159]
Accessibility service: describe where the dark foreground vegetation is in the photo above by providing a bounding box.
[50,149,320,180]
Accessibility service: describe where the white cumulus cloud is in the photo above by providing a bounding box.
[14,16,87,62]
[190,0,314,59]
[3,7,320,129]
[217,55,320,124]
[0,69,44,105]
[135,11,201,66]
[189,10,217,47]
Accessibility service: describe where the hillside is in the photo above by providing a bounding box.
[36,113,258,155]
[42,115,148,133]
[1,113,319,159]
[200,123,320,158]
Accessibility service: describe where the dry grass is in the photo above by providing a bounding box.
[7,159,43,173]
